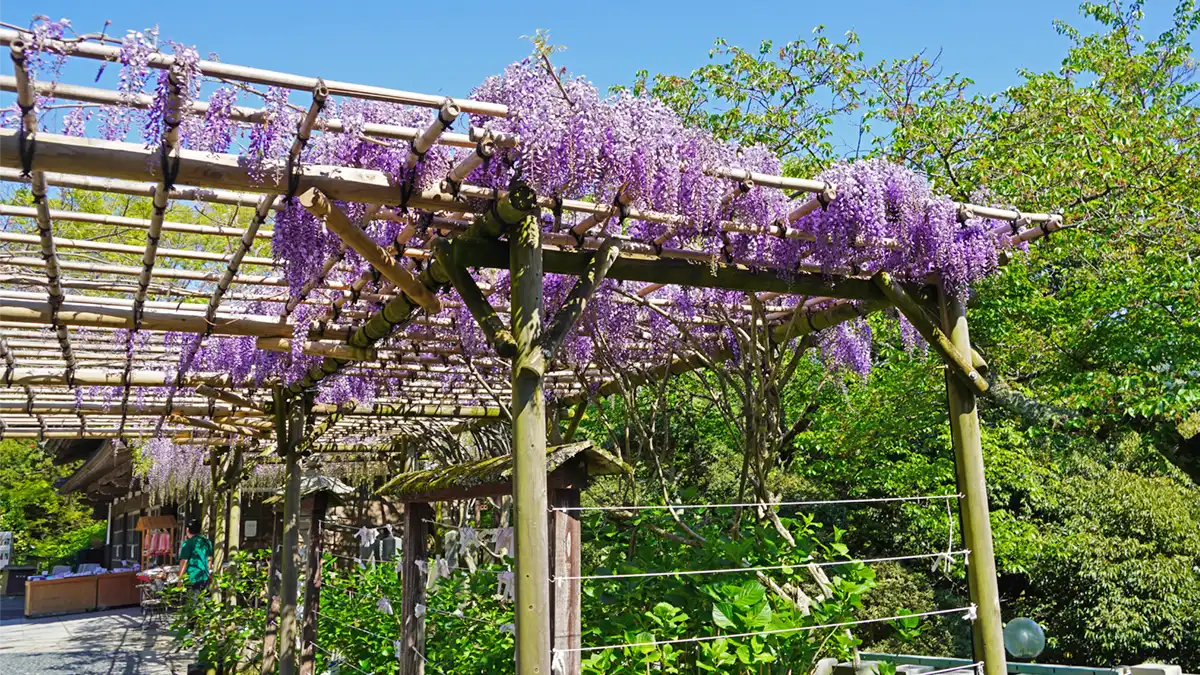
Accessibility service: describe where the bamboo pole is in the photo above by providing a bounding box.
[0,76,514,150]
[9,40,79,387]
[0,231,276,266]
[0,29,509,117]
[0,256,292,286]
[0,131,1064,275]
[406,99,461,168]
[0,199,272,239]
[195,384,267,412]
[872,272,989,396]
[510,214,552,674]
[0,400,255,416]
[0,297,297,339]
[299,188,441,313]
[0,169,282,212]
[442,138,496,194]
[1,367,241,387]
[938,287,1006,675]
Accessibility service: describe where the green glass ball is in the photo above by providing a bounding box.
[1004,617,1046,658]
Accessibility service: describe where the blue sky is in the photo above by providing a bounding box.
[3,1,1179,99]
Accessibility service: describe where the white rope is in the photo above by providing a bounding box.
[559,605,976,653]
[561,550,970,582]
[555,494,962,512]
[308,640,374,675]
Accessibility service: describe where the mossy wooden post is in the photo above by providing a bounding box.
[511,214,551,675]
[938,287,1006,675]
[549,487,582,675]
[399,502,431,675]
[279,392,306,675]
[299,490,328,675]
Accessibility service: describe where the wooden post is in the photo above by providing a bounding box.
[511,214,552,675]
[279,394,305,675]
[259,534,282,675]
[399,502,431,675]
[299,491,328,675]
[938,287,1006,675]
[226,445,243,561]
[203,449,217,539]
[211,449,230,602]
[549,488,582,675]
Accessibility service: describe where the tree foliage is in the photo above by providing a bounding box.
[616,0,1200,668]
[0,440,104,566]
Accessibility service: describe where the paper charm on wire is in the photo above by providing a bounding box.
[377,596,394,615]
[355,525,379,549]
[500,623,515,635]
[393,640,404,661]
[497,569,515,602]
[965,604,978,621]
[414,602,426,619]
[931,551,957,574]
[493,527,514,557]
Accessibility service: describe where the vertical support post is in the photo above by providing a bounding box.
[549,488,582,675]
[399,502,432,675]
[204,449,218,539]
[511,214,551,674]
[227,444,244,558]
[211,449,231,601]
[299,491,328,675]
[260,531,282,675]
[938,287,1006,675]
[279,394,305,675]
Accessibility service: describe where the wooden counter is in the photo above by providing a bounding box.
[97,571,141,609]
[24,575,97,617]
[25,571,142,617]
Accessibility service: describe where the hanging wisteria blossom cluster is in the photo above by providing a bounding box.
[5,16,1032,447]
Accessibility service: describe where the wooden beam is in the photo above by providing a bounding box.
[447,238,884,301]
[539,238,621,361]
[872,272,989,396]
[299,188,441,313]
[432,238,516,358]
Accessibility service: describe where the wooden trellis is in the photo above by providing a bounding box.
[0,23,1071,675]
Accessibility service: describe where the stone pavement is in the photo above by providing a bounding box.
[0,600,193,675]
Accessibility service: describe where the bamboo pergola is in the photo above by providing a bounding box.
[0,23,1067,675]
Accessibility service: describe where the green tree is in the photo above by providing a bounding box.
[625,0,1200,667]
[0,439,104,566]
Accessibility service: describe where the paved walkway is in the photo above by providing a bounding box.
[0,601,193,675]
